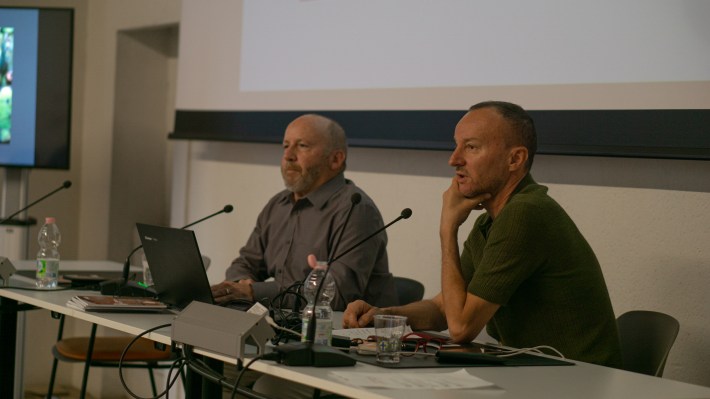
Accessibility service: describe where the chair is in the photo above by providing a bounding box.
[393,276,425,306]
[46,255,212,398]
[616,310,680,377]
[47,314,177,399]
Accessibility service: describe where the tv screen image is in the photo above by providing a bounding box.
[0,26,12,145]
[0,7,72,169]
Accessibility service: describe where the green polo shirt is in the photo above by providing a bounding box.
[461,174,622,367]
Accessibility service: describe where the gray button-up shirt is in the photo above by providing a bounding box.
[225,173,397,310]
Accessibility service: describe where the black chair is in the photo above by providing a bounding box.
[616,310,680,377]
[393,276,425,305]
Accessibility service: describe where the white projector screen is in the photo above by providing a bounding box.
[174,0,710,159]
[240,1,710,91]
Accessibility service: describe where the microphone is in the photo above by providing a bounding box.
[0,180,72,224]
[99,204,234,296]
[274,205,413,367]
[181,204,234,229]
[330,208,412,264]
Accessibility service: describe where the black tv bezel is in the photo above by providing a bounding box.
[0,6,73,170]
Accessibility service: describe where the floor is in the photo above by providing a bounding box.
[24,385,96,399]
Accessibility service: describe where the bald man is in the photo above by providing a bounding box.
[211,114,397,310]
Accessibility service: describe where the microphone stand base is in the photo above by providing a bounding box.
[273,341,356,367]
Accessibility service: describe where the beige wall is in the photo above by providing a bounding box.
[75,0,180,261]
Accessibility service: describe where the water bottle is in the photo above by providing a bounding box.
[301,261,336,345]
[36,217,61,288]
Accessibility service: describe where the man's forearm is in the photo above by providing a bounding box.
[440,228,468,311]
[438,229,500,342]
[382,299,447,331]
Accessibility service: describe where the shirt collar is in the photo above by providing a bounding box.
[478,172,536,237]
[511,172,536,196]
[276,172,347,209]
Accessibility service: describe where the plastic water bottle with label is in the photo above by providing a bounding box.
[36,217,61,288]
[301,261,335,345]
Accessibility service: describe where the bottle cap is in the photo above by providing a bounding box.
[45,217,56,224]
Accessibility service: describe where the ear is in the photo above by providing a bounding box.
[508,146,528,172]
[329,150,346,171]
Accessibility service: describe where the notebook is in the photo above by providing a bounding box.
[66,295,168,312]
[136,223,215,311]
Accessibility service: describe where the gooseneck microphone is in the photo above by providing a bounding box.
[0,180,72,224]
[330,208,412,264]
[275,204,413,367]
[181,204,234,230]
[99,204,234,296]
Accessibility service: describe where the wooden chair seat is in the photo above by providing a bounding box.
[48,315,181,399]
[55,336,172,362]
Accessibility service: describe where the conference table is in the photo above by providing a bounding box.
[2,261,710,399]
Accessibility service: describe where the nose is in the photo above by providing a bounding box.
[283,144,296,161]
[449,146,463,167]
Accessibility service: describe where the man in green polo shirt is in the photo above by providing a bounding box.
[344,101,622,367]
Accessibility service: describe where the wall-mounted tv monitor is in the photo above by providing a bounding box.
[0,7,73,169]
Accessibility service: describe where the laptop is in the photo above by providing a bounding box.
[136,223,216,311]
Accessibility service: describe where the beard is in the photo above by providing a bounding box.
[282,162,322,195]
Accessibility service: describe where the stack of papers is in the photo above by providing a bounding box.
[67,295,167,312]
[330,369,495,390]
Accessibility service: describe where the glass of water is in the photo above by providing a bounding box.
[374,314,408,364]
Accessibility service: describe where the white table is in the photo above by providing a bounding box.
[3,262,710,399]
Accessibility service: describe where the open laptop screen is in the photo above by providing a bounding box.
[136,223,213,310]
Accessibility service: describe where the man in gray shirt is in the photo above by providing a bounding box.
[210,114,397,310]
